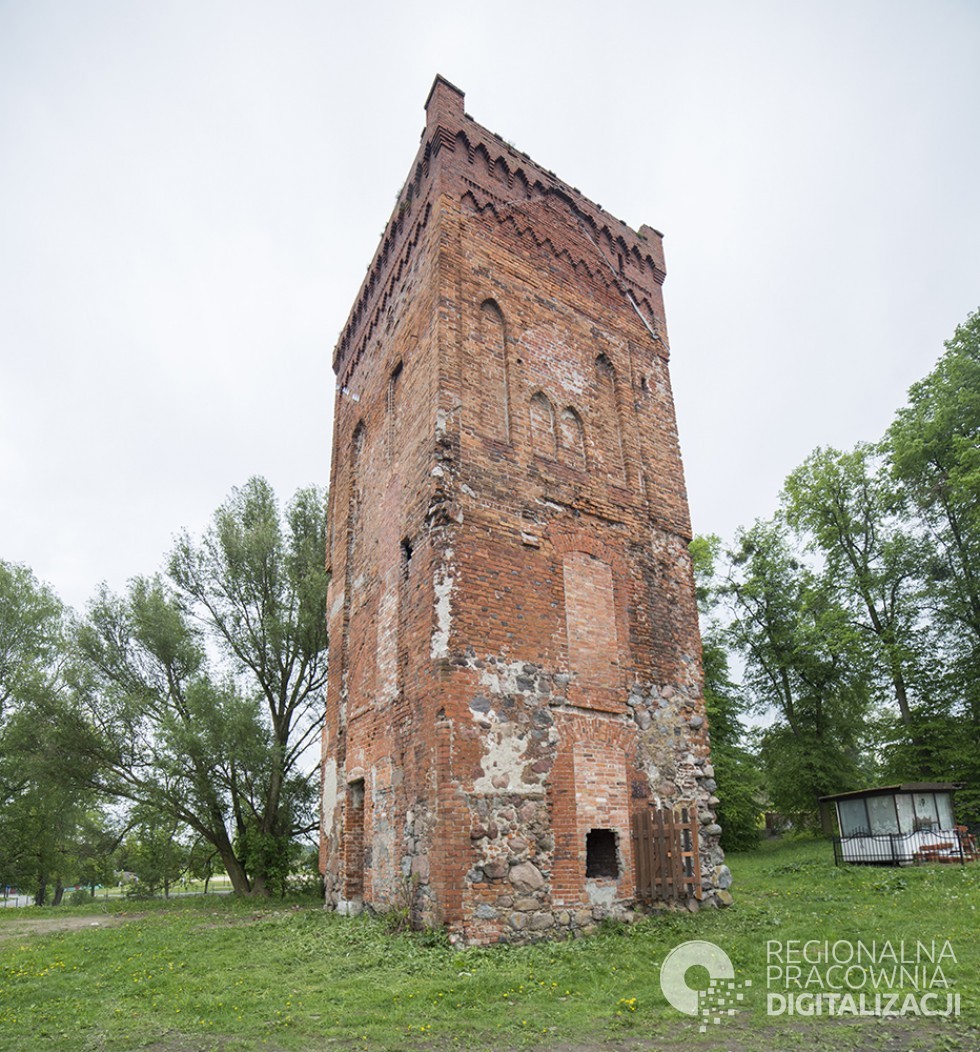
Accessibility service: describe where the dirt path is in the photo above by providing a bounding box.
[0,911,146,943]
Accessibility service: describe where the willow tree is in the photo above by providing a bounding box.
[76,478,328,895]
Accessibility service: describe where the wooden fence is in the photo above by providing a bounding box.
[631,805,702,902]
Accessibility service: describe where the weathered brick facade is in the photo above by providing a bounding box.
[320,76,727,943]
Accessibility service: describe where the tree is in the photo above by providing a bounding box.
[0,561,65,807]
[74,479,328,896]
[115,808,190,898]
[782,443,924,729]
[0,561,102,903]
[886,308,980,817]
[73,577,265,893]
[888,310,980,691]
[169,477,328,895]
[2,789,115,906]
[724,519,873,817]
[690,535,762,851]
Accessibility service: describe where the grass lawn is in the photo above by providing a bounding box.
[1,836,977,1051]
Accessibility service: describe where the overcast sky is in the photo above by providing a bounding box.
[1,0,978,613]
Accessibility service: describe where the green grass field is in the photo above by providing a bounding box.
[1,837,977,1051]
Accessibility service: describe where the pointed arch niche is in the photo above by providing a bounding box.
[474,298,511,442]
[529,391,557,460]
[595,353,626,483]
[558,406,586,471]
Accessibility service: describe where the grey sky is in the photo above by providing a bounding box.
[1,0,978,612]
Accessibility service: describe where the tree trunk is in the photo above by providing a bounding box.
[52,880,65,906]
[194,816,251,895]
[34,878,46,907]
[890,661,913,726]
[215,845,251,895]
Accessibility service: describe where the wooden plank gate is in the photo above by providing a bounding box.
[632,805,703,902]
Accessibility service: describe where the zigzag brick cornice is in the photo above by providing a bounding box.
[434,126,666,293]
[333,80,668,382]
[459,188,662,338]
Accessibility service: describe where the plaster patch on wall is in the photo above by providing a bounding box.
[467,683,558,797]
[376,568,399,702]
[472,722,544,796]
[585,879,617,906]
[431,550,455,659]
[328,590,345,623]
[321,758,338,834]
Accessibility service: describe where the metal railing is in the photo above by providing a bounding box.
[831,827,978,866]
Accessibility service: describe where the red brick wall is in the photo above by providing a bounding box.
[320,76,727,940]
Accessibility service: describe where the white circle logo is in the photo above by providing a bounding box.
[660,940,750,1032]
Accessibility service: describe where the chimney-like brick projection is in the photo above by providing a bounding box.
[320,75,728,942]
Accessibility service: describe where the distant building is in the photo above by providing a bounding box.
[319,76,726,942]
[823,783,977,865]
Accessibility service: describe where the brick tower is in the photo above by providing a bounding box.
[320,76,728,943]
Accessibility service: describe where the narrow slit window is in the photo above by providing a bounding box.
[400,537,414,580]
[386,361,403,461]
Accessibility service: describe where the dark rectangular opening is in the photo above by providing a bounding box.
[586,828,619,879]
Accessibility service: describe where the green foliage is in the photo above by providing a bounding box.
[0,561,113,904]
[888,311,980,653]
[0,561,64,723]
[724,518,871,814]
[116,809,189,898]
[0,561,66,827]
[694,309,980,829]
[783,442,923,726]
[73,478,329,897]
[691,536,762,851]
[234,822,293,899]
[706,714,764,850]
